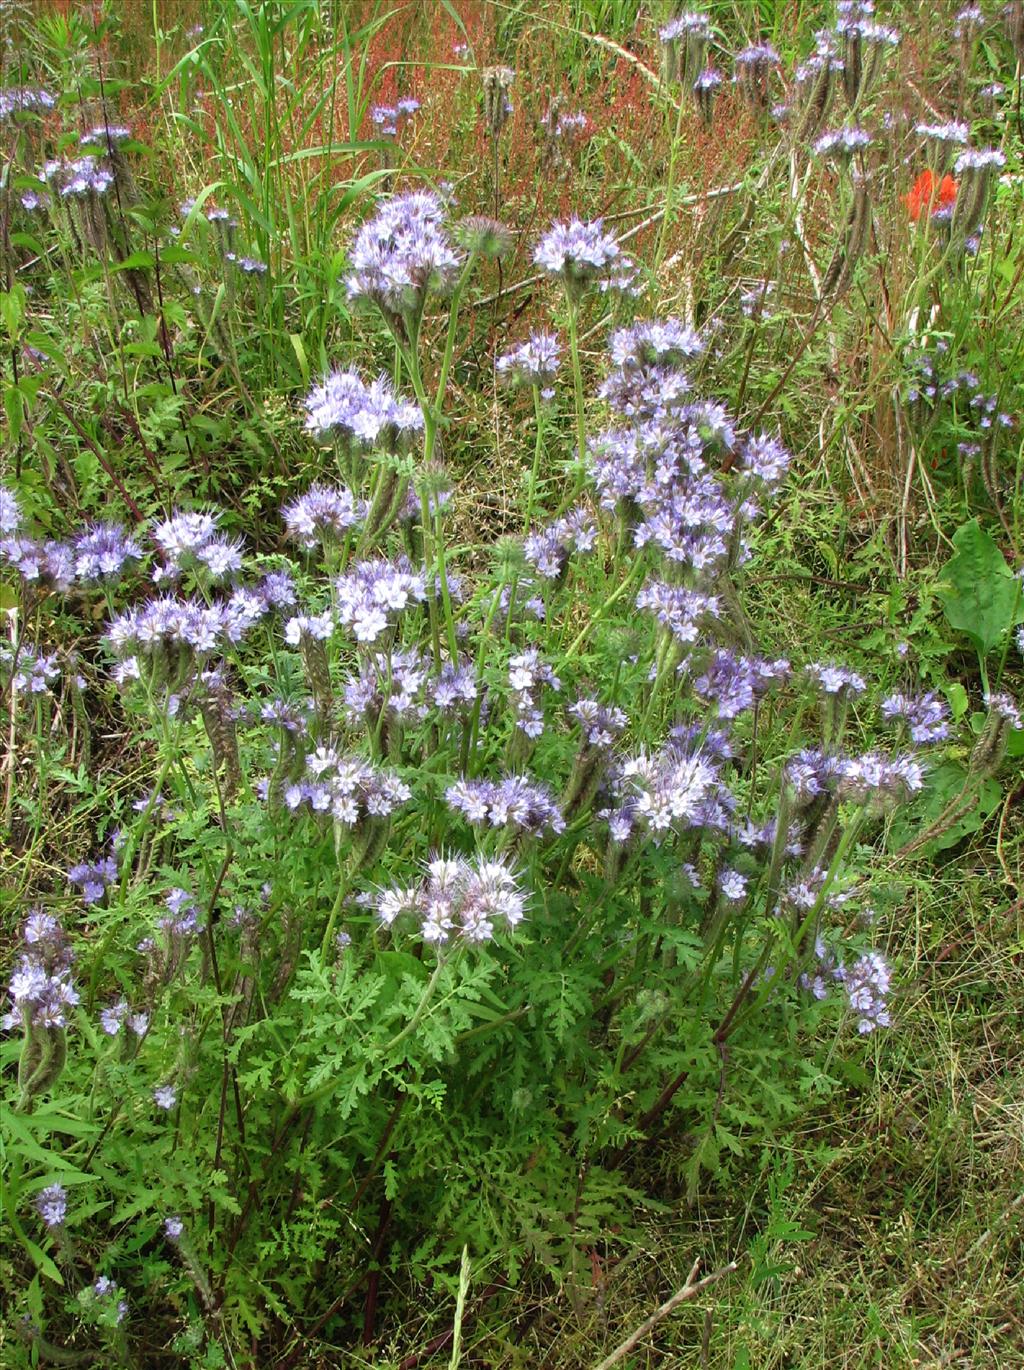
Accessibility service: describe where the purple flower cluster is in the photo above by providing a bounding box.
[734,42,781,69]
[694,66,723,93]
[344,648,430,722]
[496,331,560,390]
[905,346,1015,437]
[636,580,719,644]
[376,853,526,944]
[284,748,411,825]
[227,252,268,274]
[73,522,142,584]
[954,146,1006,175]
[694,650,790,720]
[507,648,561,738]
[590,326,781,588]
[916,120,970,145]
[952,5,984,37]
[533,218,640,299]
[158,888,203,938]
[0,87,55,120]
[80,123,132,146]
[1,911,78,1031]
[68,855,118,905]
[812,126,873,159]
[540,106,587,139]
[35,1183,68,1228]
[42,155,114,197]
[89,1276,128,1325]
[984,692,1022,731]
[659,11,712,42]
[0,486,21,533]
[100,999,149,1037]
[568,699,628,747]
[880,691,950,744]
[446,774,565,836]
[837,751,925,806]
[284,610,334,647]
[283,483,366,550]
[106,595,245,679]
[344,190,462,323]
[609,319,703,371]
[0,532,74,590]
[524,505,597,579]
[302,369,423,449]
[370,97,419,137]
[806,661,867,697]
[335,557,426,643]
[3,643,60,695]
[799,934,848,1001]
[151,510,242,584]
[609,742,721,842]
[785,747,841,804]
[843,951,891,1032]
[720,869,748,902]
[740,433,791,488]
[430,659,478,713]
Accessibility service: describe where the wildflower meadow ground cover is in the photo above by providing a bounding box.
[1,1,1022,1366]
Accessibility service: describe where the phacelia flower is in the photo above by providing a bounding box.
[376,852,527,945]
[335,557,426,643]
[609,319,703,370]
[843,950,891,1032]
[880,691,950,744]
[496,331,561,388]
[0,486,21,533]
[34,1183,68,1228]
[533,218,639,301]
[720,869,748,901]
[344,190,462,327]
[2,912,77,1032]
[0,87,56,120]
[302,369,423,450]
[67,855,118,906]
[524,506,597,579]
[282,483,365,549]
[73,523,143,585]
[284,750,411,826]
[80,123,132,146]
[446,774,565,837]
[813,125,873,159]
[150,509,243,585]
[568,699,628,747]
[806,661,867,696]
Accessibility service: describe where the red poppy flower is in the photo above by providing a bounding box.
[904,169,958,221]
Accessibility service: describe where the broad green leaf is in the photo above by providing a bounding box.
[944,683,969,721]
[936,518,1024,656]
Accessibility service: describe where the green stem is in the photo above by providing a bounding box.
[319,869,352,962]
[653,93,687,271]
[380,955,447,1057]
[567,301,587,481]
[524,384,546,533]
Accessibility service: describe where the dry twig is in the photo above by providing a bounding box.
[590,1258,739,1370]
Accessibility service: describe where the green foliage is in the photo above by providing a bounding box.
[936,518,1024,658]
